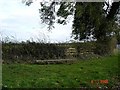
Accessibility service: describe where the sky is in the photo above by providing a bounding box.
[0,0,74,43]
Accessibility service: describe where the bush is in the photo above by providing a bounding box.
[2,42,67,63]
[3,41,107,63]
[94,36,117,56]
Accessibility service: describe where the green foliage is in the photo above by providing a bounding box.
[23,1,120,55]
[37,2,120,41]
[2,42,67,63]
[22,1,120,56]
[114,25,120,44]
[2,55,119,88]
[95,36,117,56]
[72,2,104,40]
[2,41,101,64]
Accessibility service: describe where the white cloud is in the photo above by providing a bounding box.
[0,0,73,42]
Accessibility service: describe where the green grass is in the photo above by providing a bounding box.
[2,54,119,88]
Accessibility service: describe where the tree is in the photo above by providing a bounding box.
[23,0,120,55]
[114,25,120,44]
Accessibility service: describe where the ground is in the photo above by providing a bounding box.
[2,54,119,88]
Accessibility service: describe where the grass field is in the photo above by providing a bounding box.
[2,54,119,88]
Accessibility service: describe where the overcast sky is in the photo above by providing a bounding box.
[0,0,74,43]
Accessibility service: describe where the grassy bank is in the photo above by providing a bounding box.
[2,54,119,88]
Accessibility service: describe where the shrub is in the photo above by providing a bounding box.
[94,36,117,56]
